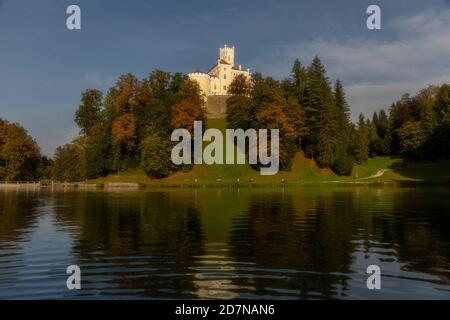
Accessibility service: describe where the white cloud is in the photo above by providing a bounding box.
[252,9,450,121]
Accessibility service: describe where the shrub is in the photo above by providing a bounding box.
[331,156,353,176]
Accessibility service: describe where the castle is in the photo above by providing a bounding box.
[188,45,251,97]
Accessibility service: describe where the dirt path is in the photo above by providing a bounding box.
[331,169,389,183]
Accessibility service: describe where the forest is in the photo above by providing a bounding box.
[1,56,449,181]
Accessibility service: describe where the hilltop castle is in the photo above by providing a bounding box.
[188,45,251,97]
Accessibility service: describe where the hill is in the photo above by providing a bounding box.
[89,119,450,186]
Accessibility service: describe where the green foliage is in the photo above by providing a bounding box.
[227,75,305,171]
[350,115,369,164]
[397,121,428,159]
[386,84,449,160]
[52,140,86,181]
[226,95,254,129]
[140,135,173,178]
[227,74,251,95]
[0,119,41,181]
[54,60,450,181]
[83,124,112,178]
[331,156,353,176]
[75,89,103,135]
[55,70,204,181]
[227,56,354,172]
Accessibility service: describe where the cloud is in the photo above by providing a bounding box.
[252,9,450,120]
[83,72,116,89]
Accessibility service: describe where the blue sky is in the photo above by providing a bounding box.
[1,0,450,156]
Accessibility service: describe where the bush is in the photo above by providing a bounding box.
[331,156,353,176]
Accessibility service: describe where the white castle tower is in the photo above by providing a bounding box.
[219,44,235,65]
[188,44,251,97]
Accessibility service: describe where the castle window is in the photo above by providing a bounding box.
[224,74,226,79]
[223,86,226,90]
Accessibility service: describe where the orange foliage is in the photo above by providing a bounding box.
[256,103,296,139]
[112,113,137,150]
[171,99,205,134]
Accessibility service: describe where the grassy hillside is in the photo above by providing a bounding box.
[89,119,450,186]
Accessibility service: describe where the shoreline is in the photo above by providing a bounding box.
[2,179,449,191]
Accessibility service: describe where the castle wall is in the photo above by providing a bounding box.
[205,95,229,119]
[188,72,211,96]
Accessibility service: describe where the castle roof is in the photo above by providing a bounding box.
[206,59,231,74]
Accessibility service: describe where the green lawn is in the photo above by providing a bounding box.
[89,119,450,186]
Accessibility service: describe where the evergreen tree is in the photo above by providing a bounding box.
[302,56,335,160]
[349,114,369,164]
[333,79,351,158]
[290,58,308,105]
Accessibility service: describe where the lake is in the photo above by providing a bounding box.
[0,187,449,299]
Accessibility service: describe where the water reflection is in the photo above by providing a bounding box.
[0,187,449,299]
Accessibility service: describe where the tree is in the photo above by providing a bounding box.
[111,113,137,171]
[332,79,351,159]
[226,95,254,129]
[349,114,369,164]
[75,89,103,135]
[228,74,251,96]
[377,109,389,139]
[283,96,307,146]
[112,113,137,151]
[256,100,297,170]
[397,121,428,159]
[0,119,41,181]
[140,135,173,178]
[316,108,340,167]
[52,140,86,181]
[105,73,139,115]
[171,99,205,135]
[436,84,450,118]
[290,59,308,102]
[302,56,335,159]
[331,156,353,176]
[83,123,112,178]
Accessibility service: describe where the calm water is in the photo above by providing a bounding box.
[0,187,449,299]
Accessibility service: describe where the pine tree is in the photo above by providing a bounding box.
[333,79,351,157]
[350,114,369,164]
[302,56,335,160]
[290,58,308,105]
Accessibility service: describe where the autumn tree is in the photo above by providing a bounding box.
[0,119,41,181]
[171,99,205,134]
